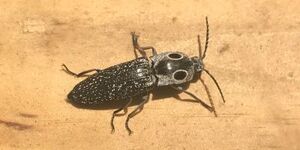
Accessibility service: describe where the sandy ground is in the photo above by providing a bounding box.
[0,0,300,149]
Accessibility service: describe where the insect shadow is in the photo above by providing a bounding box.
[65,85,188,110]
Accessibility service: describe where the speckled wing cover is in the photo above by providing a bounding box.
[68,57,156,106]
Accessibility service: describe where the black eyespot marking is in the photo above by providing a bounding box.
[168,53,183,60]
[173,70,188,80]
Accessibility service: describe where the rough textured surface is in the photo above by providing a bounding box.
[0,0,299,149]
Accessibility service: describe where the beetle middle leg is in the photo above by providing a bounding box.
[111,98,133,133]
[131,32,157,58]
[62,64,101,77]
[125,94,150,135]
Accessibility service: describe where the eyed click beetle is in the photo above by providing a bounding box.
[62,17,225,135]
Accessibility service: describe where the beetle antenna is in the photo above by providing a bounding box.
[202,16,209,60]
[203,68,225,103]
[197,35,202,58]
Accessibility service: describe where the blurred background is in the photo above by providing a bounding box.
[0,0,299,149]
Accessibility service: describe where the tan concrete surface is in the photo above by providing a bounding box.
[0,0,299,149]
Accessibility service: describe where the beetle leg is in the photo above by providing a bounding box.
[171,85,215,114]
[131,32,157,58]
[174,95,203,104]
[199,78,217,117]
[111,98,133,134]
[125,94,150,135]
[62,64,101,77]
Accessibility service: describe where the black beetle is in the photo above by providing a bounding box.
[62,17,225,135]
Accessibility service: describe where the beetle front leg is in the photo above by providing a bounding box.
[199,77,217,117]
[62,64,101,77]
[125,94,150,135]
[131,32,157,58]
[171,85,215,115]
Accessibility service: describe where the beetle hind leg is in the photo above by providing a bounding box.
[125,94,150,135]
